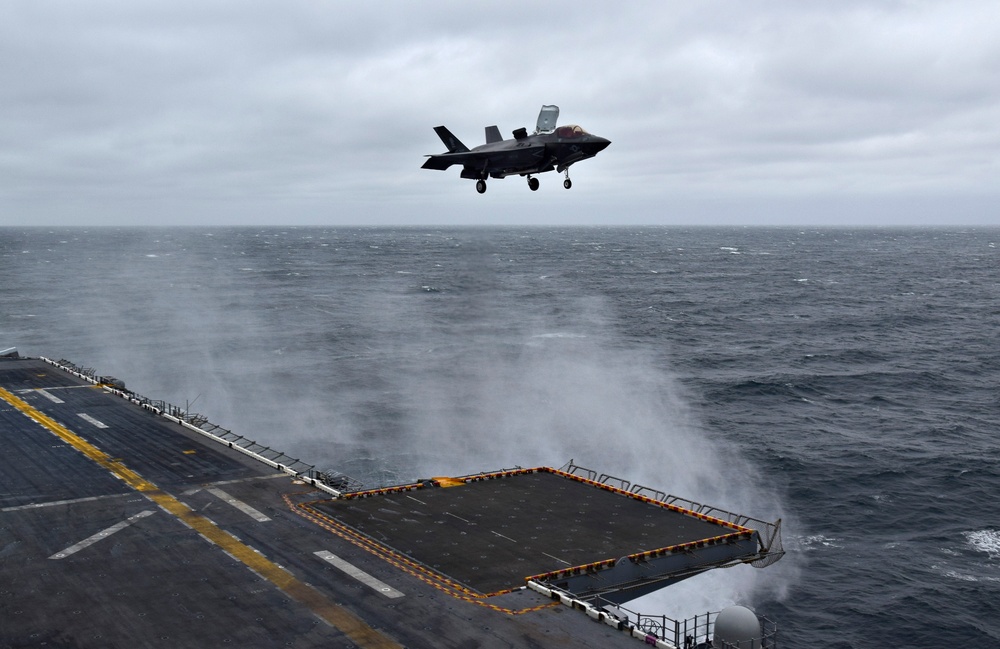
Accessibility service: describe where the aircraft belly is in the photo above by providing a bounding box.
[487,147,549,178]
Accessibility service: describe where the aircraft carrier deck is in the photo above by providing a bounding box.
[0,353,783,648]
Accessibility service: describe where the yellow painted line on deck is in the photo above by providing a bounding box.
[0,387,401,649]
[432,476,466,488]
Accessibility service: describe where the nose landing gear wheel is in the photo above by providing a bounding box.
[476,179,487,194]
[528,176,540,191]
[563,178,573,189]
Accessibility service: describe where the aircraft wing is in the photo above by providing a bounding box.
[421,152,483,171]
[422,142,548,175]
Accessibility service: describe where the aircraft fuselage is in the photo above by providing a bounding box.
[421,106,610,194]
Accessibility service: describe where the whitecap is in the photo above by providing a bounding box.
[965,529,1000,559]
[796,534,843,550]
[145,254,158,258]
[942,569,979,582]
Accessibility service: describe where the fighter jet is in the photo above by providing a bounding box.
[421,105,610,194]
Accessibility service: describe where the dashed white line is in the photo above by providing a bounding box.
[49,510,155,559]
[491,530,518,543]
[182,474,287,496]
[1,492,131,512]
[36,389,65,404]
[206,487,271,522]
[314,550,404,598]
[77,412,108,428]
[542,551,571,566]
[211,473,288,486]
[444,511,471,523]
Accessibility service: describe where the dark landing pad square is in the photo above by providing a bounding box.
[312,471,732,594]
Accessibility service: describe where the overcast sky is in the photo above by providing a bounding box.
[2,2,998,227]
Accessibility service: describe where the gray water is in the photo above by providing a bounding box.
[2,226,998,647]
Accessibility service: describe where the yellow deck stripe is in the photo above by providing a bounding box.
[0,387,401,649]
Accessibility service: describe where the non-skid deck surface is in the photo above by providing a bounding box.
[0,357,652,648]
[313,470,733,594]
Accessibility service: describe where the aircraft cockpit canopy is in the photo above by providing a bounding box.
[556,125,590,139]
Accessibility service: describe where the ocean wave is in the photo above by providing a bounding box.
[965,529,1000,560]
[795,534,843,550]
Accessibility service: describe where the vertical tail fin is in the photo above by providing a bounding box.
[485,126,503,144]
[433,126,470,153]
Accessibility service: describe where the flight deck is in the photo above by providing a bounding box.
[306,468,760,599]
[0,354,782,648]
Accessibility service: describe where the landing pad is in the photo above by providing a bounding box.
[309,469,749,595]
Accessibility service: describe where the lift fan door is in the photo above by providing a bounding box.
[536,105,559,133]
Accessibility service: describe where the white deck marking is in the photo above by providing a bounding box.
[541,551,571,566]
[491,530,518,543]
[49,510,155,559]
[17,385,91,393]
[405,495,427,505]
[1,492,130,512]
[182,474,287,496]
[210,473,289,486]
[444,511,471,523]
[77,412,108,428]
[36,389,65,403]
[206,487,271,522]
[314,550,404,598]
[36,385,93,390]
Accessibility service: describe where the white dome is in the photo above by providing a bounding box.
[712,605,762,648]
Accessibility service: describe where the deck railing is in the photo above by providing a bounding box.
[537,582,778,649]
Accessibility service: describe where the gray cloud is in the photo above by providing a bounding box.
[2,1,998,226]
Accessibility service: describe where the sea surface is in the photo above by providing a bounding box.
[1,226,998,647]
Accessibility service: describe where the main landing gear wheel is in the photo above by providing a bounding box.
[528,176,540,191]
[476,179,487,194]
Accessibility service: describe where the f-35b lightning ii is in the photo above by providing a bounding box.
[421,105,610,194]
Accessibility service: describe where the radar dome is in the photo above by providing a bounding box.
[712,606,762,648]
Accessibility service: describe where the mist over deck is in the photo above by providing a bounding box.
[1,354,782,648]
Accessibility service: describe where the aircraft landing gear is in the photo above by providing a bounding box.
[563,170,572,190]
[527,176,539,191]
[476,179,487,194]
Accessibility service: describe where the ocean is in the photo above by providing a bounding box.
[1,226,997,647]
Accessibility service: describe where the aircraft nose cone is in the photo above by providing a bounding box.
[591,136,611,153]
